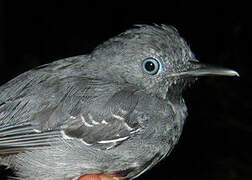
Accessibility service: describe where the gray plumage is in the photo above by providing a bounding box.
[0,24,238,180]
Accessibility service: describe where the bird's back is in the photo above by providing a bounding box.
[0,55,89,127]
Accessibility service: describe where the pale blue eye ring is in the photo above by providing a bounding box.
[142,57,161,75]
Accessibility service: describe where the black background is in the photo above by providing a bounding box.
[0,1,250,180]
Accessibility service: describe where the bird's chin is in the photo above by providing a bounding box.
[162,77,197,100]
[155,86,170,100]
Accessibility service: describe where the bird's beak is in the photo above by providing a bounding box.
[170,60,239,77]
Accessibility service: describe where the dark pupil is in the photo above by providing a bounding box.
[145,61,155,72]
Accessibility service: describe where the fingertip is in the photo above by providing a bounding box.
[99,174,117,180]
[77,174,122,180]
[78,174,101,180]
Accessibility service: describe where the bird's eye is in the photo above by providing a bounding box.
[142,57,161,75]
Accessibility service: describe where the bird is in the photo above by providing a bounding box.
[0,24,239,180]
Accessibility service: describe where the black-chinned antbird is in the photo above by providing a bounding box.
[0,24,239,180]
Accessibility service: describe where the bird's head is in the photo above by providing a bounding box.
[89,24,239,99]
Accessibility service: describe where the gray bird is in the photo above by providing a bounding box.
[0,24,238,180]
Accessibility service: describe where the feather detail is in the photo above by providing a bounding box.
[0,123,61,155]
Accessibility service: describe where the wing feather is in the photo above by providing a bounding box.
[0,63,140,153]
[0,124,61,154]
